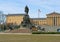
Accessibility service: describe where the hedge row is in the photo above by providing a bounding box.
[32,32,60,34]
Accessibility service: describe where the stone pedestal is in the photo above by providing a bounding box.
[21,14,32,28]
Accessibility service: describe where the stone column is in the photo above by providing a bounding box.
[57,16,59,26]
[55,17,57,26]
[53,17,55,26]
[52,17,54,26]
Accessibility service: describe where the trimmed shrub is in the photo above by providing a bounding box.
[32,31,60,34]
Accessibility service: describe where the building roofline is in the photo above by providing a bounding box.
[6,13,25,16]
[31,18,46,20]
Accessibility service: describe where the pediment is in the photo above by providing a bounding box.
[47,12,60,16]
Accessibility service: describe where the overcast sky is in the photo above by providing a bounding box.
[0,0,60,18]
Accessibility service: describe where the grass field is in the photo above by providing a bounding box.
[0,34,60,42]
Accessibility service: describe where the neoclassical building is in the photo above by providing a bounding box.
[47,12,60,26]
[6,14,25,25]
[6,12,60,26]
[31,12,60,26]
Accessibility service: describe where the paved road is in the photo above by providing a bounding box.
[0,32,32,35]
[0,33,60,36]
[33,34,60,36]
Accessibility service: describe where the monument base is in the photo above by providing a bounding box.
[5,27,31,33]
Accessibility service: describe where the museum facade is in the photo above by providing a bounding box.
[6,12,60,26]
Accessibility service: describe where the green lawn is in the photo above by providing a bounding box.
[0,34,60,42]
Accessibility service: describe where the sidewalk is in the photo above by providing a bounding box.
[0,32,32,35]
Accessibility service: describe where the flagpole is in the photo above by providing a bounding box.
[38,9,40,18]
[38,9,41,25]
